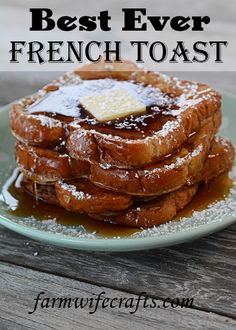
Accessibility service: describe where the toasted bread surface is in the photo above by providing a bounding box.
[21,136,234,227]
[90,185,198,227]
[15,142,90,183]
[16,110,221,195]
[89,137,235,227]
[89,110,221,195]
[10,60,221,168]
[55,179,133,214]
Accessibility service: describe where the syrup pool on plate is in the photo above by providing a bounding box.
[176,173,233,219]
[1,168,233,238]
[1,169,139,238]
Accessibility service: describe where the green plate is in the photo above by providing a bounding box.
[0,92,236,251]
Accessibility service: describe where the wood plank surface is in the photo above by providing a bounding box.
[0,262,235,330]
[0,224,235,319]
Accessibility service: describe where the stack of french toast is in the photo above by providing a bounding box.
[10,61,235,227]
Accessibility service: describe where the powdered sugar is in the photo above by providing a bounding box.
[27,78,178,132]
[60,182,91,200]
[32,114,62,128]
[156,120,180,139]
[191,144,203,157]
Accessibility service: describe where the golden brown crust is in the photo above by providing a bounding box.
[190,136,235,184]
[10,60,221,168]
[15,142,90,183]
[10,104,67,147]
[15,110,221,194]
[55,179,133,214]
[89,185,198,228]
[10,60,234,228]
[89,110,221,195]
[89,137,235,227]
[21,136,235,227]
[66,61,221,167]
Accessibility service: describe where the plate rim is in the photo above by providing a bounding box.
[0,211,236,251]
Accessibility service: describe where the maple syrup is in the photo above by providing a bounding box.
[1,169,233,237]
[176,173,233,218]
[29,79,179,139]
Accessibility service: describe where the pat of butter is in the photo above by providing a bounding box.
[80,88,146,122]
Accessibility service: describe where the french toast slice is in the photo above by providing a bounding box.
[21,136,234,226]
[22,177,133,213]
[89,110,221,195]
[67,61,221,167]
[10,105,67,147]
[10,60,221,168]
[90,185,199,228]
[9,74,81,147]
[55,179,133,214]
[15,142,89,183]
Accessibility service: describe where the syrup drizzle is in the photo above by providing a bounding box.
[33,181,39,206]
[28,79,179,138]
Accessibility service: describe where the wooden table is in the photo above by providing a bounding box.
[0,71,236,329]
